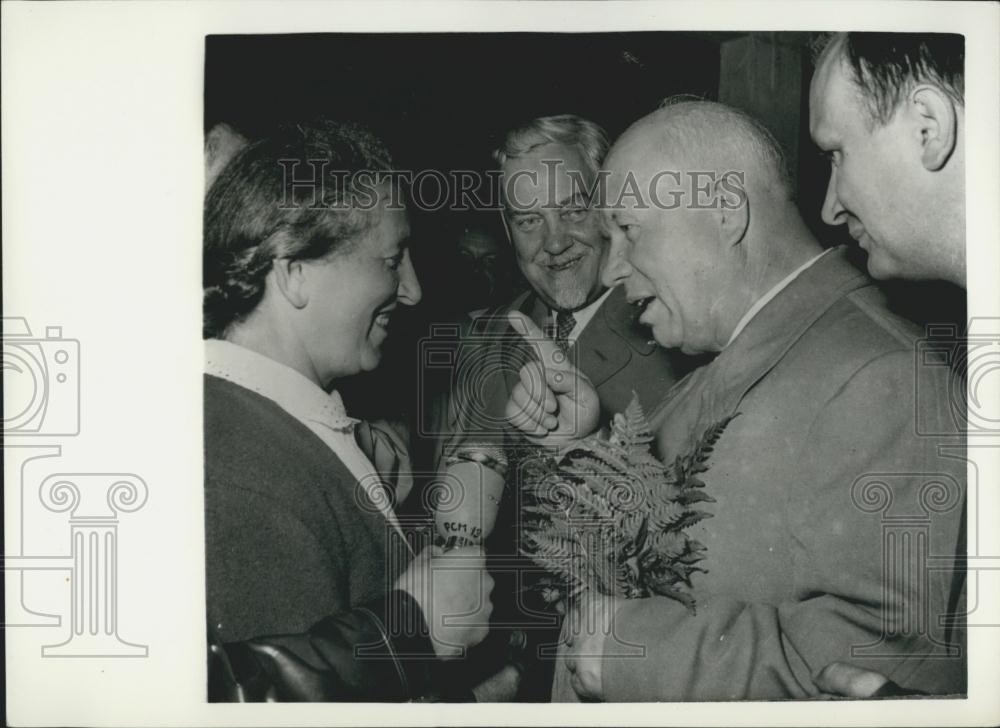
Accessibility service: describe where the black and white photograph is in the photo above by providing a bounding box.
[203,29,968,702]
[4,1,1000,725]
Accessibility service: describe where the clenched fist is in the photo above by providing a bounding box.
[504,311,601,448]
[395,545,494,659]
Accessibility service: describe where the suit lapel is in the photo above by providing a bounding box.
[575,286,654,388]
[523,292,549,329]
[712,248,870,412]
[496,291,542,396]
[501,288,655,391]
[653,247,873,431]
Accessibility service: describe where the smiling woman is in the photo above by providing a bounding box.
[203,120,423,385]
[202,120,493,702]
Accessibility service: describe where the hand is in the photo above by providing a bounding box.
[504,311,601,448]
[815,661,900,697]
[471,664,522,702]
[563,590,625,701]
[542,587,567,616]
[395,545,494,660]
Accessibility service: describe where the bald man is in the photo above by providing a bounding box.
[810,33,965,287]
[512,99,966,701]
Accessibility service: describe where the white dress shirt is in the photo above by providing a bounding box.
[725,249,832,349]
[204,339,409,548]
[550,287,614,346]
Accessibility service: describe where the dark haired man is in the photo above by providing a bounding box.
[810,32,965,287]
[805,29,969,701]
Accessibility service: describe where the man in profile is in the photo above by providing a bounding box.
[203,120,494,702]
[452,114,694,441]
[809,32,965,287]
[807,32,969,698]
[439,114,696,699]
[514,99,965,701]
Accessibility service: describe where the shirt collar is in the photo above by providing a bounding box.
[204,339,358,432]
[551,287,614,343]
[724,249,832,349]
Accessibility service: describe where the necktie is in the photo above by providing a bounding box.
[548,310,576,351]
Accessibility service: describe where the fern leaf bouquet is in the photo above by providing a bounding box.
[520,394,734,614]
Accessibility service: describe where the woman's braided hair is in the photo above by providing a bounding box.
[203,120,394,338]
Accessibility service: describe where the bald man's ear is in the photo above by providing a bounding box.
[910,85,958,172]
[272,255,310,310]
[714,172,750,247]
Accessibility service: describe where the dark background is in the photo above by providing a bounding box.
[206,33,723,177]
[205,32,965,422]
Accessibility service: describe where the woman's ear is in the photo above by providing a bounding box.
[272,256,309,309]
[911,84,958,172]
[715,171,750,247]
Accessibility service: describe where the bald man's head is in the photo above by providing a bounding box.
[599,99,820,355]
[611,98,793,205]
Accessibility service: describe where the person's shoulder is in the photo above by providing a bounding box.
[801,284,922,371]
[793,285,960,420]
[204,374,349,496]
[205,372,272,413]
[845,286,925,348]
[204,374,299,443]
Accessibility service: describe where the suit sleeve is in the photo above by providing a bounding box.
[208,590,470,702]
[601,350,966,700]
[439,322,523,460]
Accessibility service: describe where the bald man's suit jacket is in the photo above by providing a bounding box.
[553,247,966,701]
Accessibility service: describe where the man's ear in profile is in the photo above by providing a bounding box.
[205,122,249,190]
[908,84,959,173]
[714,171,750,248]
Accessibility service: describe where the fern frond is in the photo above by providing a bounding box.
[671,510,714,531]
[520,397,739,615]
